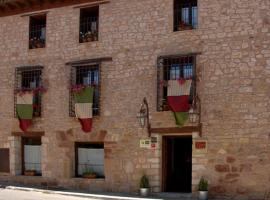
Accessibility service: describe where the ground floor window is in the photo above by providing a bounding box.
[22,137,42,176]
[75,143,104,178]
[0,148,10,173]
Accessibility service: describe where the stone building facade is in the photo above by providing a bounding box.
[0,0,269,199]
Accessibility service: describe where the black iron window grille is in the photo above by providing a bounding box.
[75,143,104,178]
[15,66,43,117]
[70,64,100,116]
[29,14,46,49]
[79,6,99,43]
[174,0,198,31]
[157,55,196,111]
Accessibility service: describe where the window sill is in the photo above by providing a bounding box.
[28,47,46,51]
[173,28,198,33]
[16,175,43,178]
[0,172,10,176]
[79,40,99,44]
[72,177,105,181]
[78,41,99,46]
[69,116,100,119]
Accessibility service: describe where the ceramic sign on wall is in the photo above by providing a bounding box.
[140,136,158,149]
[193,139,208,154]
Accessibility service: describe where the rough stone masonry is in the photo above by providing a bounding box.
[0,0,269,199]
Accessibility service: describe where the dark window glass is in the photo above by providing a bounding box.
[174,0,197,31]
[75,143,104,178]
[79,6,99,43]
[22,137,42,176]
[29,14,46,49]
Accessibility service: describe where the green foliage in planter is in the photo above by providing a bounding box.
[198,177,208,191]
[82,168,96,176]
[140,175,150,188]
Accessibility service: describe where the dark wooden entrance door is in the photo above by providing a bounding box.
[163,136,192,193]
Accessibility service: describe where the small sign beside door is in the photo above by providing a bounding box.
[140,136,158,150]
[140,139,151,148]
[193,139,207,154]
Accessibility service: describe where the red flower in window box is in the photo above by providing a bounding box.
[15,86,47,96]
[179,21,193,30]
[70,84,97,93]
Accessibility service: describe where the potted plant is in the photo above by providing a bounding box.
[82,168,97,179]
[198,177,208,200]
[179,21,193,30]
[24,169,36,176]
[139,175,150,196]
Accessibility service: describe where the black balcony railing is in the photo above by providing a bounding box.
[174,1,198,31]
[79,17,99,43]
[29,24,46,49]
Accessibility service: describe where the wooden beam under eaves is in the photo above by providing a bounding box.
[66,57,113,66]
[12,131,45,137]
[0,0,110,17]
[150,123,202,136]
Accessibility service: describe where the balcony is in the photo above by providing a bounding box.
[153,54,201,136]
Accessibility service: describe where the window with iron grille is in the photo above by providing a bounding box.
[79,6,99,43]
[75,142,104,178]
[157,55,196,111]
[15,66,43,117]
[70,65,100,116]
[174,0,198,31]
[29,14,46,49]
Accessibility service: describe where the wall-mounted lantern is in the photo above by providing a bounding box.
[137,97,151,137]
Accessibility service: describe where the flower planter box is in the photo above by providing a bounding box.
[29,39,45,49]
[24,170,36,176]
[82,174,97,179]
[179,25,193,30]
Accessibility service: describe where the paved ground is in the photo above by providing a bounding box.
[0,186,197,200]
[0,189,96,200]
[0,188,173,200]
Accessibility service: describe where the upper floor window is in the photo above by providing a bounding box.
[79,6,99,43]
[29,14,46,49]
[157,55,196,111]
[174,0,198,31]
[70,64,100,116]
[15,66,43,117]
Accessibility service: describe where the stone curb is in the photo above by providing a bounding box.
[5,186,165,200]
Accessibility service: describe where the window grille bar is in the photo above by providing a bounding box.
[70,64,100,117]
[157,55,196,111]
[14,66,43,117]
[29,15,46,49]
[79,6,99,43]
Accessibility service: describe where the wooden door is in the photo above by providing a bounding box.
[163,136,192,193]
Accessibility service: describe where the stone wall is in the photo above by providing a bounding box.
[0,0,269,199]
